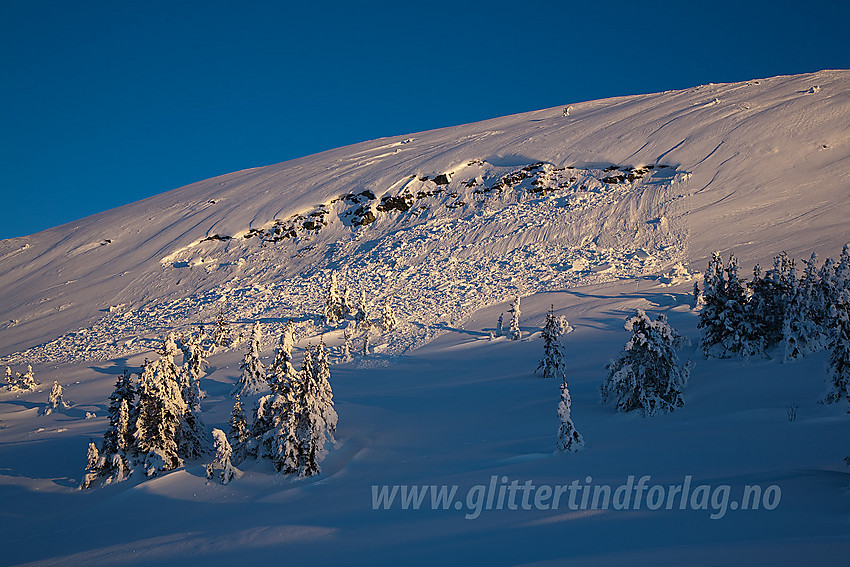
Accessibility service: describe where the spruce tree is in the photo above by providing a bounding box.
[232,321,267,397]
[252,388,300,473]
[557,379,584,452]
[601,310,689,416]
[268,321,298,394]
[783,253,825,362]
[180,327,209,411]
[824,288,850,405]
[42,381,69,416]
[509,296,522,341]
[16,365,38,391]
[206,429,237,484]
[355,289,371,334]
[495,314,504,338]
[94,369,137,482]
[748,253,795,350]
[3,366,12,389]
[228,394,250,462]
[213,308,233,349]
[135,335,189,477]
[295,341,338,477]
[323,272,344,325]
[381,299,397,332]
[341,323,354,363]
[537,305,568,379]
[81,440,101,489]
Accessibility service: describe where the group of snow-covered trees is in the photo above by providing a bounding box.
[539,301,690,455]
[4,364,38,392]
[322,271,397,359]
[698,247,850,403]
[83,319,339,487]
[228,320,337,478]
[82,331,211,487]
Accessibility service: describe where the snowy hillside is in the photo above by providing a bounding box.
[1,71,849,565]
[1,70,848,361]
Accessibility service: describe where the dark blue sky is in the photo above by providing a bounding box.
[2,0,848,239]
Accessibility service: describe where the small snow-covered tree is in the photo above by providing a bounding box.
[268,321,298,394]
[601,310,690,416]
[232,321,267,397]
[536,305,570,379]
[557,379,584,452]
[354,289,371,334]
[228,394,249,461]
[41,381,69,416]
[93,369,137,482]
[180,327,209,411]
[15,365,38,391]
[81,440,101,489]
[495,313,504,338]
[508,296,522,341]
[206,429,237,484]
[692,281,702,308]
[341,323,354,363]
[3,366,12,389]
[381,299,397,332]
[295,341,338,477]
[323,272,345,325]
[213,308,233,349]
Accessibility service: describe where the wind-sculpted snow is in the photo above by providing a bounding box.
[1,161,690,365]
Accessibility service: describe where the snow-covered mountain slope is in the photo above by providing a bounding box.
[1,70,849,364]
[2,71,850,566]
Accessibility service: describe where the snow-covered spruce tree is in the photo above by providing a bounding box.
[508,296,522,341]
[249,321,303,472]
[748,252,795,351]
[3,366,12,389]
[232,321,267,397]
[784,253,826,362]
[41,381,69,416]
[176,328,211,460]
[536,305,569,379]
[213,308,233,349]
[81,440,101,489]
[698,253,760,358]
[135,335,189,477]
[381,299,397,333]
[295,341,338,477]
[341,323,354,363]
[89,369,137,484]
[823,287,850,405]
[180,327,209,411]
[268,321,298,394]
[557,379,584,452]
[206,429,237,484]
[323,272,345,325]
[16,365,38,391]
[354,289,371,334]
[601,310,690,416]
[692,281,702,308]
[228,394,249,461]
[251,383,300,473]
[495,313,504,338]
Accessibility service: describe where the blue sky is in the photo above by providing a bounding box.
[1,0,848,240]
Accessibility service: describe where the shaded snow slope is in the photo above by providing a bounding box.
[1,70,849,361]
